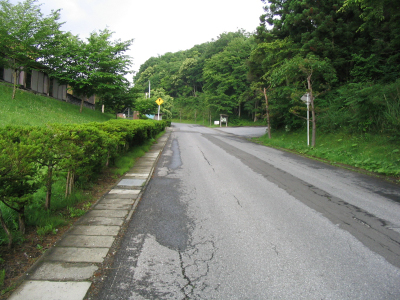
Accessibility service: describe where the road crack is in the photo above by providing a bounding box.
[234,195,242,207]
[199,147,215,172]
[179,250,194,299]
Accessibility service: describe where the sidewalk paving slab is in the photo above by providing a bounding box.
[84,209,128,218]
[68,225,120,236]
[58,235,115,248]
[75,216,124,226]
[108,189,140,194]
[102,193,138,200]
[9,281,92,300]
[94,203,132,210]
[46,247,109,263]
[30,262,98,280]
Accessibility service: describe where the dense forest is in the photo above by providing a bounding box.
[134,0,400,146]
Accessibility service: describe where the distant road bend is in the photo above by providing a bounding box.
[96,123,400,300]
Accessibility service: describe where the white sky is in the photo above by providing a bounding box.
[10,0,265,81]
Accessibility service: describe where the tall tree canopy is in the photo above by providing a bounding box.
[45,29,133,111]
[0,0,63,98]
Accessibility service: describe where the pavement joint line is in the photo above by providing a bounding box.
[8,128,172,300]
[109,189,141,194]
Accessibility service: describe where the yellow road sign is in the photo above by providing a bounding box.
[156,98,164,105]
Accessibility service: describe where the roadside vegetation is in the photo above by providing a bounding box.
[0,130,165,296]
[254,130,400,182]
[0,84,169,296]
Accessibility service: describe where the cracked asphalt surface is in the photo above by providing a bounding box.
[96,123,400,299]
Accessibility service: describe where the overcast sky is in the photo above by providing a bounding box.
[10,0,265,80]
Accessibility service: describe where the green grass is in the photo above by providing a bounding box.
[0,82,115,126]
[112,131,165,176]
[253,129,400,181]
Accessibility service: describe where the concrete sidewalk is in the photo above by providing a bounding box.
[8,129,171,300]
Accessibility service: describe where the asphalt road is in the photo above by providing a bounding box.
[96,123,400,299]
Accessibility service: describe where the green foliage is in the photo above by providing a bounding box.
[0,126,41,235]
[67,207,86,218]
[135,98,158,116]
[45,28,134,113]
[134,30,258,121]
[0,0,64,99]
[36,224,57,236]
[317,79,400,138]
[254,129,400,179]
[203,36,256,115]
[0,118,168,246]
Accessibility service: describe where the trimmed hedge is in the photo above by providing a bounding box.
[0,119,169,246]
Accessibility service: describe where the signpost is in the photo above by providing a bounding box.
[155,98,164,120]
[300,93,312,146]
[220,114,228,127]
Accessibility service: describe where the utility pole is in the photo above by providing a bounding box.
[149,80,151,98]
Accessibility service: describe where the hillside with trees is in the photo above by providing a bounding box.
[0,0,138,117]
[134,0,400,145]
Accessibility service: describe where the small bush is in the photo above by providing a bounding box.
[67,207,86,218]
[37,224,57,236]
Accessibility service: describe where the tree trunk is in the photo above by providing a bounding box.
[45,164,53,210]
[80,96,85,113]
[263,87,271,139]
[307,75,316,147]
[254,101,258,122]
[12,68,19,100]
[18,207,25,234]
[65,171,74,198]
[69,173,74,196]
[0,207,12,249]
[65,170,70,198]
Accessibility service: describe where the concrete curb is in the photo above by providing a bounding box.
[8,128,172,300]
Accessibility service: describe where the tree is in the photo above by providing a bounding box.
[135,98,158,116]
[271,54,337,146]
[339,0,400,82]
[0,0,63,99]
[149,88,174,119]
[203,35,255,116]
[100,82,137,118]
[260,0,365,83]
[249,37,300,129]
[46,29,133,112]
[0,128,40,246]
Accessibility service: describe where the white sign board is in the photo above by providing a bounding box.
[214,121,220,125]
[301,93,313,104]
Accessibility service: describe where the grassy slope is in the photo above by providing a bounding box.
[253,129,400,183]
[0,83,115,126]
